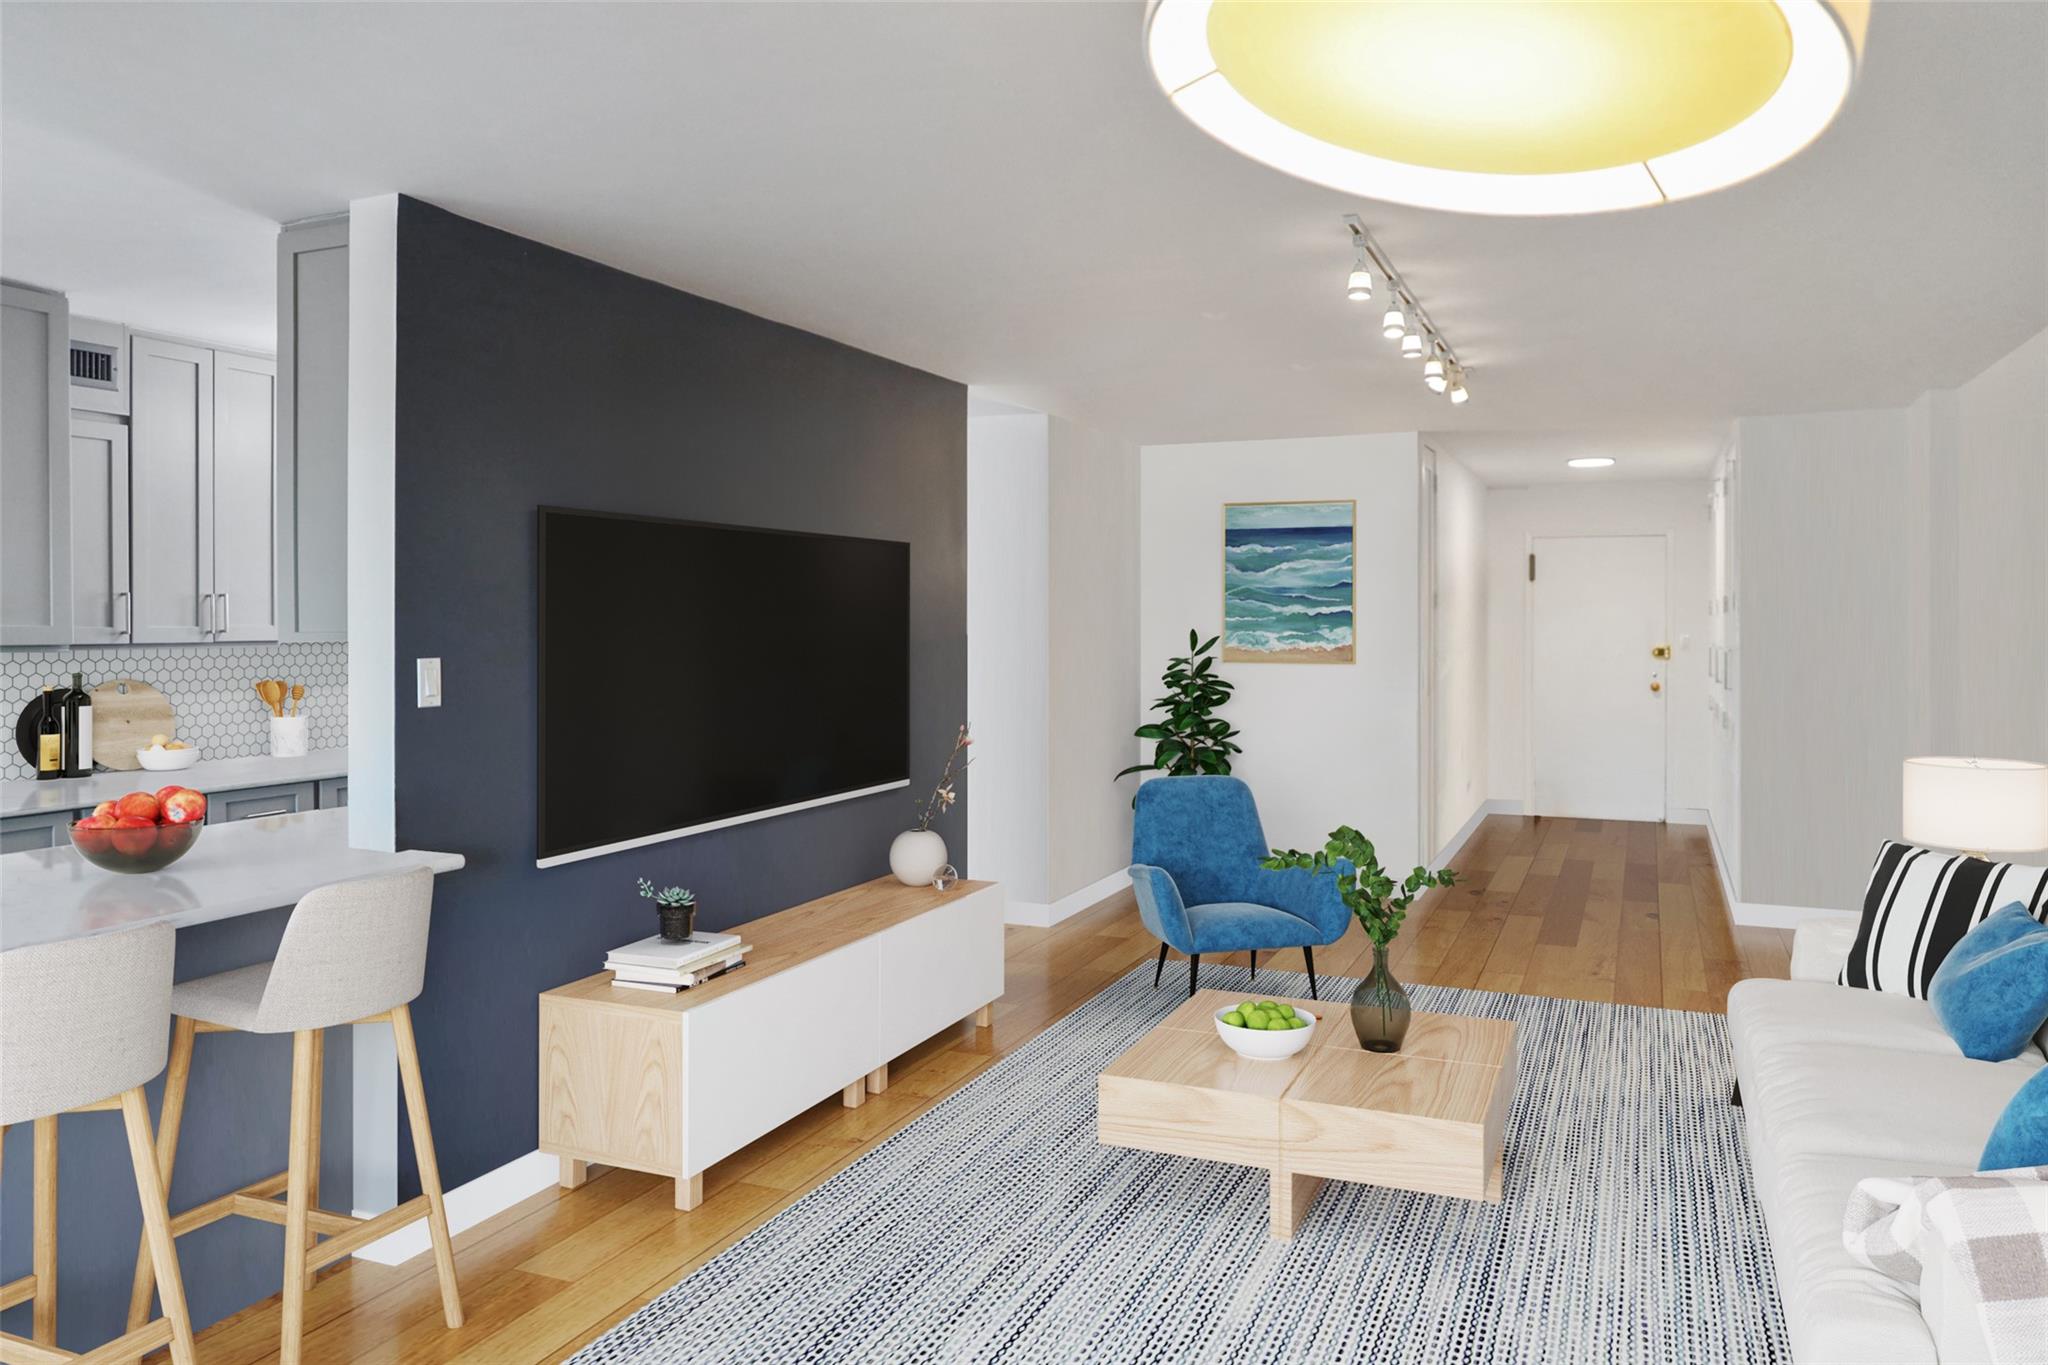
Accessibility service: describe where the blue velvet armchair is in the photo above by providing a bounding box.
[1128,776,1351,998]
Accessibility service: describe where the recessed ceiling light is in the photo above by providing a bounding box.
[1145,0,1865,216]
[1567,457,1617,469]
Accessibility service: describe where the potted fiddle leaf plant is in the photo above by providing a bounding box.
[1114,630,1241,801]
[1261,828,1456,1053]
[638,878,698,943]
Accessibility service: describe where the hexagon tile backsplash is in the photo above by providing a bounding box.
[0,643,347,781]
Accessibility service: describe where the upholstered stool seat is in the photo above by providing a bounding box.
[0,923,196,1365]
[129,866,462,1365]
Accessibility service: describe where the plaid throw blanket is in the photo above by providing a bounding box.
[1844,1166,2048,1364]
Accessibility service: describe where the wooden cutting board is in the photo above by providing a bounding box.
[90,678,176,771]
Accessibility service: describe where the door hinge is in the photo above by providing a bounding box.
[1528,553,1536,582]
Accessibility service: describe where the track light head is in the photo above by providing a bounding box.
[1401,332,1425,359]
[1346,267,1373,302]
[1381,302,1407,340]
[1447,375,1470,404]
[1423,355,1447,393]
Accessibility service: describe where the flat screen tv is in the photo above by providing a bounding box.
[537,506,909,866]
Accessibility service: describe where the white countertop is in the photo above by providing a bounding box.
[3,748,348,818]
[0,806,463,950]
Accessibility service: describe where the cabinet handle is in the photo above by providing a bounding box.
[115,590,130,637]
[220,591,230,638]
[237,807,291,820]
[201,594,213,636]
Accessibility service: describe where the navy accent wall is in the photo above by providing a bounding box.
[389,198,967,1195]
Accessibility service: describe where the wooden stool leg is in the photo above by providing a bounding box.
[280,1029,317,1365]
[392,1003,464,1329]
[120,1086,196,1365]
[128,1016,196,1329]
[33,1114,57,1345]
[306,1027,326,1264]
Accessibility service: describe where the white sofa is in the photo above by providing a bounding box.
[1726,918,2045,1363]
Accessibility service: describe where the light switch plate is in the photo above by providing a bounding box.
[417,658,442,708]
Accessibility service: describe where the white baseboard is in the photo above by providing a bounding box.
[1432,798,1521,865]
[1006,867,1131,928]
[1665,806,1709,826]
[352,1148,559,1266]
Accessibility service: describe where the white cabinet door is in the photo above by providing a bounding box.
[1,283,71,645]
[130,335,215,644]
[212,350,279,641]
[277,221,348,640]
[69,416,131,644]
[874,886,1005,1060]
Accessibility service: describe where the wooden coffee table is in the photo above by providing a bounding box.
[1097,989,1517,1238]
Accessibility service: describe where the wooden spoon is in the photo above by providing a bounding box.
[257,679,285,717]
[290,684,305,717]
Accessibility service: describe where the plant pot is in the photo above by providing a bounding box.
[1350,942,1411,1053]
[657,903,696,943]
[890,829,947,887]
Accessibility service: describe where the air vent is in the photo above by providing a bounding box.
[71,341,118,391]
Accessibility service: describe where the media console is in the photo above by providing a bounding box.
[538,876,1005,1208]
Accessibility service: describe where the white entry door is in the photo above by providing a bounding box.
[1529,535,1667,821]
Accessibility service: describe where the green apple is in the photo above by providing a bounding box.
[1222,1010,1245,1027]
[1289,1016,1308,1029]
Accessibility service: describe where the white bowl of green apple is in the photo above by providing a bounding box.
[1213,999,1316,1060]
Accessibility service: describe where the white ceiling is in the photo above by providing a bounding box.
[1430,424,1730,487]
[4,1,2043,445]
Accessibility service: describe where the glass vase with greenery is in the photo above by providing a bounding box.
[1261,827,1457,1053]
[1114,630,1241,794]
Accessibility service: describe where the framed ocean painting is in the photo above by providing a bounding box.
[1222,500,1356,663]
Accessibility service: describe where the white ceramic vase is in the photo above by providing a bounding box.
[890,829,947,887]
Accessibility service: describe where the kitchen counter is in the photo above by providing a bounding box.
[0,806,462,950]
[2,748,348,818]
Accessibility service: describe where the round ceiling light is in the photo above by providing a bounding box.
[1567,457,1617,469]
[1144,0,1866,215]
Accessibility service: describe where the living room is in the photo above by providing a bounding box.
[1,3,2044,1363]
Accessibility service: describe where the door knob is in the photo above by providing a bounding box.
[1651,644,1672,659]
[1649,679,1663,693]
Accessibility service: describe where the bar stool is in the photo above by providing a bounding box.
[128,867,463,1365]
[0,923,196,1365]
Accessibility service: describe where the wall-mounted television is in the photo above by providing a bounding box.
[537,506,909,867]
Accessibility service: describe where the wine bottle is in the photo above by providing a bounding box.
[35,686,62,780]
[63,672,93,778]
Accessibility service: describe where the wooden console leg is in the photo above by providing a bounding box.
[674,1172,703,1211]
[842,1080,867,1109]
[1269,1168,1324,1240]
[972,1003,993,1028]
[559,1157,589,1190]
[866,1064,888,1096]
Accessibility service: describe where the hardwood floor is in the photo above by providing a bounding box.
[186,815,1786,1363]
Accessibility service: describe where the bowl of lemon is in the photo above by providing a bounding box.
[1213,998,1316,1060]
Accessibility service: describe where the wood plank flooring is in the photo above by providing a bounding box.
[185,815,1786,1364]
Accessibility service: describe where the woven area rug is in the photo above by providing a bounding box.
[572,965,1789,1364]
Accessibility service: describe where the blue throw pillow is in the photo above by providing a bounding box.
[1929,903,2048,1062]
[1982,1068,2048,1171]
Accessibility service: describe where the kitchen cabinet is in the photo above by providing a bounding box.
[0,809,81,856]
[130,334,280,644]
[277,219,349,641]
[1,282,72,646]
[317,776,348,808]
[206,780,317,824]
[70,415,132,644]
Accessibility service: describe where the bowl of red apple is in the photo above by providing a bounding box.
[70,787,207,874]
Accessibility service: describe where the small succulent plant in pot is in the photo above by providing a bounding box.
[638,878,698,943]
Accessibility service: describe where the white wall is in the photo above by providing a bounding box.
[1138,433,1423,867]
[1482,479,1715,817]
[346,192,397,854]
[965,413,1051,906]
[1431,448,1488,853]
[1046,415,1139,902]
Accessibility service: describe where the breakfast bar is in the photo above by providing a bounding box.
[0,808,463,1349]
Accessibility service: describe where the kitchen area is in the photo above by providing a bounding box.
[2,149,466,1350]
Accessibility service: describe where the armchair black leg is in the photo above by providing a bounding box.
[1249,950,1257,984]
[1730,1081,1742,1107]
[1153,941,1168,989]
[1304,946,1320,1001]
[1188,954,1201,997]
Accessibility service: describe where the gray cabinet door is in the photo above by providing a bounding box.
[130,334,216,644]
[317,775,348,808]
[207,780,317,824]
[1,283,72,645]
[69,415,132,644]
[212,350,280,641]
[0,810,80,855]
[278,221,349,641]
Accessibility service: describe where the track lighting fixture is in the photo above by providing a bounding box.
[1340,214,1468,402]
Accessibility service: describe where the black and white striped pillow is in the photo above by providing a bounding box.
[1840,842,2048,997]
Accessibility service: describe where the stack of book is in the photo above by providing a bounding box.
[606,931,750,993]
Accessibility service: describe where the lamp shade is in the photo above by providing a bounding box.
[1901,757,2048,855]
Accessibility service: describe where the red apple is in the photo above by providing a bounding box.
[92,800,118,821]
[74,813,116,830]
[156,785,187,809]
[161,790,207,825]
[111,816,158,856]
[115,791,161,823]
[71,824,114,855]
